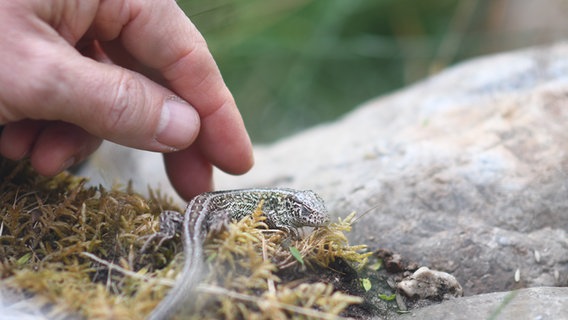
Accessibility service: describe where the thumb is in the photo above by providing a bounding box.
[69,56,201,152]
[14,51,201,152]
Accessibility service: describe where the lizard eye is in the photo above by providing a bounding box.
[293,190,329,227]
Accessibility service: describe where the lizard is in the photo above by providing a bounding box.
[142,188,330,320]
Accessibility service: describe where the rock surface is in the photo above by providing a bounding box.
[399,287,568,320]
[213,42,568,296]
[83,42,568,318]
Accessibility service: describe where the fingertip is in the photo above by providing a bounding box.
[198,103,254,175]
[0,120,45,160]
[221,140,254,174]
[29,122,102,176]
[163,146,213,200]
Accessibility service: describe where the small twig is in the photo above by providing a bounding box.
[351,203,382,225]
[80,252,175,287]
[261,236,277,295]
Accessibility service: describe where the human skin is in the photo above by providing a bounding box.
[0,0,254,199]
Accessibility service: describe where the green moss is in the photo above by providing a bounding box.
[0,158,373,319]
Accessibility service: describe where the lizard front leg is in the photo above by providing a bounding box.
[140,210,184,252]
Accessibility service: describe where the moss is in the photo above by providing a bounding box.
[0,157,375,319]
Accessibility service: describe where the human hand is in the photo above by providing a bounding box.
[0,1,253,199]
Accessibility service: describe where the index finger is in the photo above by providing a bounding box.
[95,0,253,174]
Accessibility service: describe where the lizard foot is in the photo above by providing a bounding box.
[139,210,183,252]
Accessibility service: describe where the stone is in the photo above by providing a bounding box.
[397,267,463,301]
[397,287,568,320]
[213,42,568,296]
[82,42,568,318]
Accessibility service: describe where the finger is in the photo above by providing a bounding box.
[94,0,254,174]
[164,146,213,200]
[29,122,102,176]
[197,103,255,173]
[0,120,46,160]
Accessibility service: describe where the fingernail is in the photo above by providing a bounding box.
[60,157,75,172]
[156,97,200,150]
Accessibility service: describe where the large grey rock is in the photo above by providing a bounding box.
[83,42,568,317]
[215,42,568,296]
[398,287,568,320]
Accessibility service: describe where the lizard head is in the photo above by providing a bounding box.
[289,190,330,227]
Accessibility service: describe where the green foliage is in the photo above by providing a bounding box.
[378,293,396,301]
[176,0,494,142]
[289,246,304,266]
[360,278,372,292]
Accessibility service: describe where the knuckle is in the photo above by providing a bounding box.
[104,73,146,132]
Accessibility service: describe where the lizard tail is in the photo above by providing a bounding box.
[146,237,205,319]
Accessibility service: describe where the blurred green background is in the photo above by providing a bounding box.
[177,0,568,143]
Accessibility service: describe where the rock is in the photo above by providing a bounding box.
[396,287,568,320]
[0,289,49,320]
[82,42,568,318]
[80,141,182,203]
[397,267,463,301]
[213,42,568,296]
